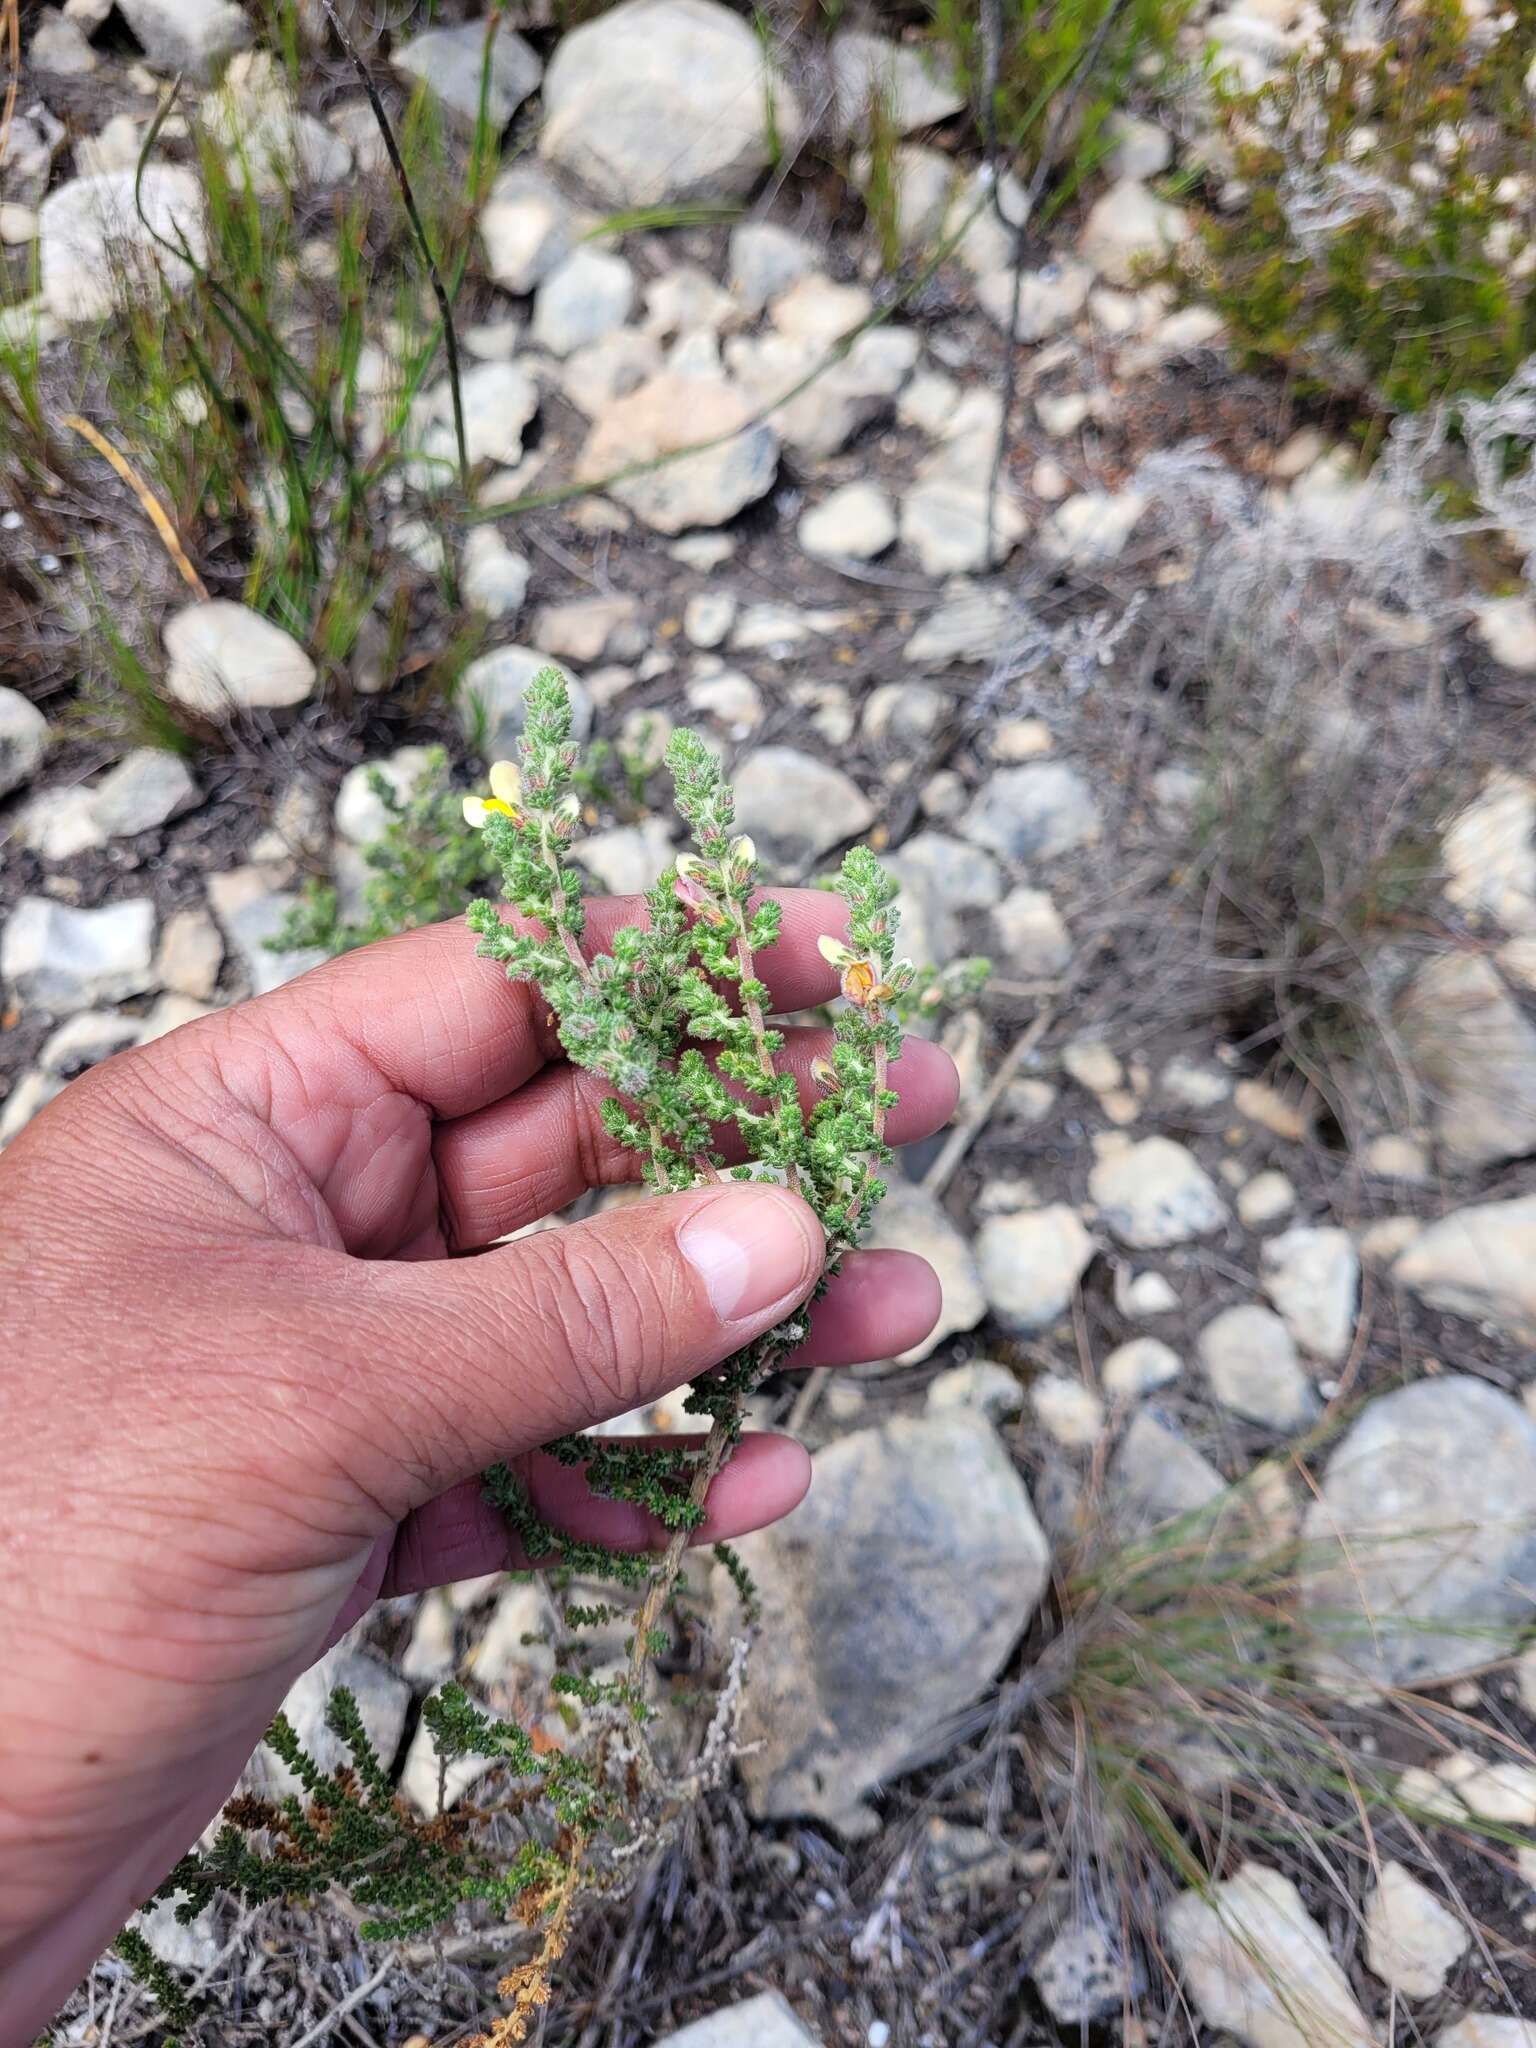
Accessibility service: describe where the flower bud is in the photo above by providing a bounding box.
[810,1055,840,1092]
[555,793,582,824]
[729,835,756,873]
[675,852,708,882]
[841,960,877,1005]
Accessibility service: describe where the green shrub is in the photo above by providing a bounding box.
[1190,0,1536,412]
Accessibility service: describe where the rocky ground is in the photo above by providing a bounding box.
[5,0,1536,2044]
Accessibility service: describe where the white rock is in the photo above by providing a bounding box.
[992,887,1073,975]
[683,592,738,649]
[729,1413,1049,1829]
[459,647,591,758]
[1089,1136,1228,1248]
[798,482,897,562]
[1030,1374,1105,1447]
[1165,1863,1373,2048]
[115,0,250,77]
[392,21,541,127]
[408,359,540,487]
[686,669,762,734]
[1364,1862,1467,1999]
[853,142,953,251]
[1301,1376,1536,1687]
[13,788,103,862]
[571,817,675,897]
[531,247,635,357]
[963,763,1101,862]
[207,867,323,997]
[1114,1265,1180,1318]
[729,746,874,868]
[976,1205,1095,1331]
[88,748,197,838]
[539,0,801,207]
[1032,1920,1139,2025]
[1438,2023,1536,2048]
[1079,178,1189,286]
[727,221,814,315]
[1110,1409,1225,1530]
[205,53,352,197]
[0,202,37,245]
[884,833,1002,965]
[1401,951,1536,1167]
[900,464,1028,576]
[925,1360,1022,1420]
[0,1068,64,1144]
[155,907,222,999]
[725,325,917,461]
[39,166,206,322]
[975,259,1093,342]
[533,593,644,665]
[1102,1337,1182,1400]
[1197,1303,1316,1431]
[577,371,778,533]
[478,162,583,294]
[1443,770,1536,932]
[163,602,316,716]
[1106,111,1173,179]
[1,895,157,1015]
[31,13,97,73]
[1435,1751,1536,1825]
[1236,1169,1295,1228]
[1062,1037,1123,1095]
[657,1995,823,2048]
[769,273,873,346]
[829,28,965,137]
[1038,489,1148,567]
[1474,594,1536,671]
[39,1009,140,1076]
[1394,1193,1536,1341]
[0,686,48,798]
[865,1181,985,1364]
[898,370,960,435]
[1363,1132,1431,1182]
[334,746,436,846]
[1260,1225,1358,1362]
[643,263,735,340]
[263,1644,411,1801]
[461,527,531,620]
[903,582,1013,666]
[560,328,663,417]
[1159,1054,1231,1109]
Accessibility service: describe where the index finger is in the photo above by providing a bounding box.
[251,889,865,1121]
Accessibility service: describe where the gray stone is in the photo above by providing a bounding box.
[1260,1225,1358,1363]
[1364,1862,1468,2000]
[799,482,897,563]
[1078,177,1190,286]
[163,601,316,716]
[260,1643,411,1801]
[903,583,1013,667]
[1395,1193,1536,1341]
[461,527,531,620]
[963,763,1101,863]
[885,833,1001,967]
[1300,1376,1536,1688]
[992,887,1073,975]
[460,648,592,759]
[1399,951,1536,1169]
[14,787,103,861]
[88,748,197,838]
[1198,1303,1315,1432]
[205,53,352,195]
[408,359,540,487]
[0,686,48,798]
[539,0,801,207]
[1,896,156,1015]
[1106,111,1173,180]
[40,166,206,322]
[829,29,965,136]
[152,906,220,1006]
[560,329,663,418]
[900,459,1028,576]
[852,142,953,251]
[115,0,251,78]
[862,681,946,744]
[572,817,675,897]
[207,867,324,998]
[975,259,1094,342]
[1165,1863,1373,2048]
[1089,1136,1228,1248]
[533,593,644,665]
[729,1413,1049,1829]
[531,247,635,357]
[1109,1409,1225,1530]
[1038,488,1148,567]
[334,745,437,846]
[1102,1336,1182,1400]
[479,163,582,295]
[865,1181,985,1364]
[683,592,737,650]
[39,1009,140,1075]
[31,13,96,73]
[976,1205,1094,1332]
[657,1993,823,2048]
[1032,1920,1140,2026]
[730,747,874,869]
[577,371,779,533]
[925,1360,1022,1421]
[725,327,918,463]
[727,222,815,316]
[392,21,542,128]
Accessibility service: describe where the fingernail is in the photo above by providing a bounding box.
[678,1186,821,1325]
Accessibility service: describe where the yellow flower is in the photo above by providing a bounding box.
[462,760,523,830]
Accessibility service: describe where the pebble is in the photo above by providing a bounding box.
[1165,1863,1372,2048]
[728,221,815,315]
[1,895,157,1016]
[976,1205,1094,1331]
[1197,1303,1316,1431]
[0,688,47,798]
[1031,1919,1140,2026]
[1038,488,1148,566]
[154,909,223,1000]
[39,1009,140,1076]
[829,28,965,136]
[1089,1134,1228,1248]
[992,887,1073,974]
[460,647,591,758]
[392,19,542,127]
[798,482,898,562]
[461,528,532,620]
[1030,1375,1106,1448]
[865,1182,985,1363]
[334,746,437,846]
[1364,1863,1468,1999]
[531,247,636,357]
[577,371,779,533]
[729,747,875,868]
[1394,1191,1536,1341]
[40,166,206,322]
[1079,178,1190,285]
[88,748,197,839]
[925,1360,1022,1421]
[113,0,251,78]
[163,601,317,716]
[1235,1168,1295,1228]
[686,670,763,734]
[478,162,583,295]
[963,763,1101,863]
[1260,1224,1358,1363]
[1102,1337,1182,1400]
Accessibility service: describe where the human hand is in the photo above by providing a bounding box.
[0,893,956,2040]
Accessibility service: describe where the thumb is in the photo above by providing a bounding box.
[342,1182,824,1513]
